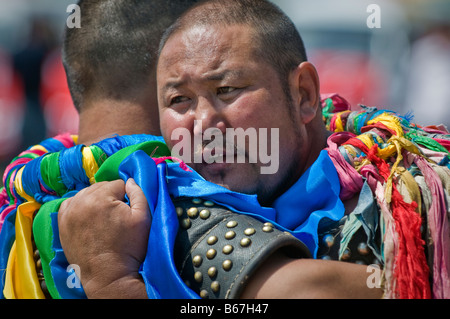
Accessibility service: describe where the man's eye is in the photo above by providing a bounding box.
[217,87,236,95]
[170,96,189,105]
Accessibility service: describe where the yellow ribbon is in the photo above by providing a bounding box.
[384,136,422,204]
[29,145,48,153]
[333,111,351,132]
[13,167,35,203]
[82,146,99,185]
[3,201,44,299]
[395,166,422,216]
[367,112,404,138]
[4,167,44,298]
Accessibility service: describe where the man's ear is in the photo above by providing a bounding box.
[288,62,320,124]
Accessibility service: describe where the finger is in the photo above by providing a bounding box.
[126,178,150,220]
[91,180,127,203]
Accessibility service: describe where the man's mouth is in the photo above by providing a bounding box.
[194,139,246,165]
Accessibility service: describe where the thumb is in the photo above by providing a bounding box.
[126,178,151,222]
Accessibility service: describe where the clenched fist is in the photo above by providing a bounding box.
[58,178,150,298]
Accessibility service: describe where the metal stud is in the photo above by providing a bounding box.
[357,242,370,256]
[211,281,220,293]
[207,236,218,245]
[244,228,256,236]
[200,290,209,299]
[226,220,238,228]
[175,207,184,217]
[208,267,217,278]
[322,234,335,248]
[341,248,351,260]
[33,249,40,260]
[40,280,49,295]
[222,259,233,271]
[206,249,217,259]
[225,230,236,240]
[262,225,273,233]
[199,209,211,219]
[192,198,202,205]
[180,218,191,229]
[240,238,251,247]
[204,200,214,207]
[192,255,203,267]
[187,207,199,218]
[37,270,44,280]
[223,244,234,254]
[194,271,203,283]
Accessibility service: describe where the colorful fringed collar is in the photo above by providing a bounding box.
[323,93,450,299]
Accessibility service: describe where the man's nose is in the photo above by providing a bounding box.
[193,97,226,136]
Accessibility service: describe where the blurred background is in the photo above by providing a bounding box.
[272,0,450,127]
[0,0,449,174]
[0,0,77,174]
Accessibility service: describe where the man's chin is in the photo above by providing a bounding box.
[200,171,251,193]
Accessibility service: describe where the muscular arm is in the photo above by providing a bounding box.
[241,251,383,299]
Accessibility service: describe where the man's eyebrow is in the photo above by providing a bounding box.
[161,79,186,94]
[205,69,244,82]
[161,70,245,94]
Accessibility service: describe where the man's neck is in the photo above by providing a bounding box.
[77,99,161,146]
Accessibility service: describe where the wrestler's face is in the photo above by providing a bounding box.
[157,24,308,204]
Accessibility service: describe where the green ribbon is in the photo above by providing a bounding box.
[32,198,66,299]
[95,141,170,182]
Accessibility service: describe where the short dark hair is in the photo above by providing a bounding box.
[158,0,307,92]
[62,0,198,111]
